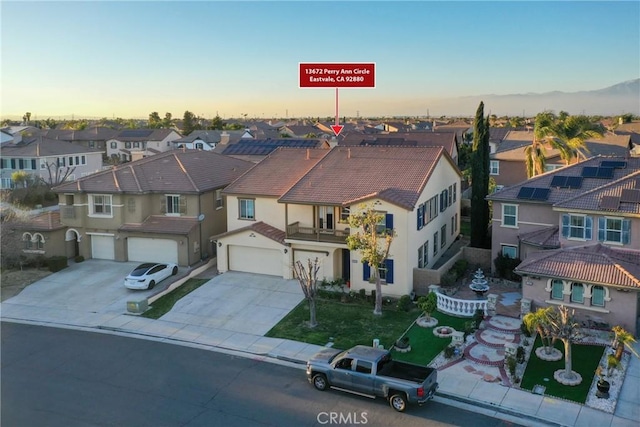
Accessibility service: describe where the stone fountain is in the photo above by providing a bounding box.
[469,268,490,298]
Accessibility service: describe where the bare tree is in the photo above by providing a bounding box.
[42,161,76,187]
[292,257,321,328]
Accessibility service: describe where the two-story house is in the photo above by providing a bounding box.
[213,145,462,298]
[44,127,119,151]
[0,136,104,189]
[488,156,640,334]
[171,130,245,151]
[52,151,254,265]
[106,129,182,162]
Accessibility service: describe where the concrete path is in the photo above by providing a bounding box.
[1,262,639,427]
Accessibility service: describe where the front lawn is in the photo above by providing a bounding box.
[391,312,471,365]
[265,297,420,350]
[520,335,605,403]
[142,278,209,319]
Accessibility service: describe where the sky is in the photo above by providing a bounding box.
[1,1,639,119]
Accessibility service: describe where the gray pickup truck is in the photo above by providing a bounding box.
[306,345,438,412]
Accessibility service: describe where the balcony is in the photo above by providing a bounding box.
[61,206,76,219]
[286,222,349,244]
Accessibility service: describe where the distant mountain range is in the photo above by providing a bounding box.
[453,79,640,117]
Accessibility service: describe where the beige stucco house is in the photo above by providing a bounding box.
[52,150,254,266]
[213,145,462,298]
[488,156,640,335]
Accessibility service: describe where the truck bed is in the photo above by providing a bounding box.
[378,360,434,383]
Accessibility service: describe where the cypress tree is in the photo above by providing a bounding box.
[471,102,490,248]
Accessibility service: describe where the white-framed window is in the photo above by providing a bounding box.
[571,283,584,303]
[502,204,517,227]
[375,211,387,235]
[433,232,438,256]
[490,160,499,175]
[166,195,181,215]
[501,245,517,259]
[545,164,564,172]
[215,189,223,209]
[451,216,455,235]
[89,141,95,148]
[90,194,112,216]
[551,279,564,300]
[33,234,44,250]
[195,143,204,150]
[340,206,351,222]
[591,286,605,307]
[125,142,132,149]
[454,213,458,233]
[239,198,255,220]
[418,240,429,268]
[448,185,453,206]
[603,217,622,243]
[69,156,74,166]
[440,224,446,248]
[110,142,117,149]
[22,233,33,249]
[569,214,586,239]
[81,155,86,165]
[453,183,457,203]
[133,142,140,148]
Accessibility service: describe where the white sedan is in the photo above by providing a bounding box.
[124,262,178,290]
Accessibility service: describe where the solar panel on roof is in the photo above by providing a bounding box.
[596,167,614,178]
[517,187,535,199]
[599,195,621,210]
[600,160,627,169]
[531,188,550,200]
[565,176,583,189]
[621,188,640,203]
[120,130,154,138]
[581,167,598,177]
[550,176,568,187]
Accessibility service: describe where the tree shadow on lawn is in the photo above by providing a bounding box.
[520,335,604,403]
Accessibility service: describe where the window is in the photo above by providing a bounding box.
[490,160,499,175]
[433,232,438,256]
[195,143,204,150]
[125,142,132,149]
[23,233,32,249]
[454,213,458,233]
[502,204,517,227]
[40,161,47,170]
[440,189,449,212]
[418,246,424,268]
[340,206,350,222]
[89,141,95,148]
[355,360,372,374]
[34,234,44,250]
[441,225,446,248]
[133,142,140,148]
[110,142,117,149]
[362,259,394,284]
[166,195,181,215]
[598,217,631,244]
[501,245,517,259]
[551,279,564,300]
[571,283,584,303]
[592,286,605,307]
[127,198,136,213]
[544,164,563,172]
[0,158,8,169]
[69,156,74,166]
[81,155,86,165]
[239,199,255,220]
[417,204,424,230]
[562,214,592,240]
[418,241,429,268]
[376,212,387,234]
[448,185,453,206]
[570,215,586,239]
[91,195,112,216]
[75,156,80,165]
[453,183,457,203]
[335,358,353,370]
[215,189,223,209]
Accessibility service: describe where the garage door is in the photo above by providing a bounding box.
[91,235,115,260]
[127,238,179,264]
[228,245,282,277]
[294,250,330,280]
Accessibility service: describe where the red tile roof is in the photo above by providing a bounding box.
[119,215,198,235]
[518,226,560,249]
[52,150,254,194]
[223,147,329,197]
[340,132,458,157]
[210,221,286,245]
[515,244,640,288]
[279,146,455,210]
[12,210,65,231]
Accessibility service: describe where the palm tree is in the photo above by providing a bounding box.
[611,326,638,360]
[547,115,604,163]
[523,306,556,354]
[546,306,582,381]
[524,111,555,178]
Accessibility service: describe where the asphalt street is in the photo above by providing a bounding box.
[0,322,524,427]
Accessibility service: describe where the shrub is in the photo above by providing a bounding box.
[74,255,85,263]
[520,322,532,337]
[358,289,366,300]
[472,309,484,326]
[440,270,458,287]
[47,256,68,272]
[444,345,456,359]
[506,355,517,377]
[494,253,522,281]
[417,292,437,319]
[396,295,413,312]
[452,259,469,280]
[516,346,525,364]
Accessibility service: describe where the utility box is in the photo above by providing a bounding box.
[127,299,148,314]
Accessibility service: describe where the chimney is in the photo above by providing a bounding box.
[306,148,310,160]
[220,131,230,145]
[348,148,351,159]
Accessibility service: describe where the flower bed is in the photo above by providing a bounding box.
[433,326,455,338]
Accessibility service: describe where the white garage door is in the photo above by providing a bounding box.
[294,250,330,280]
[128,238,179,264]
[91,235,115,260]
[228,245,282,277]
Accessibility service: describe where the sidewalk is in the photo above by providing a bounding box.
[1,266,638,427]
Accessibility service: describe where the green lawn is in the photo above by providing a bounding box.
[142,278,209,319]
[265,298,420,350]
[460,220,471,237]
[391,312,471,365]
[520,336,605,403]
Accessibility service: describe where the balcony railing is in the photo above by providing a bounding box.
[286,221,349,244]
[61,206,76,219]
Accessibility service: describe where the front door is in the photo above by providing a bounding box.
[318,206,334,232]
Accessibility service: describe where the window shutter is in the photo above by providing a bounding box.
[622,219,631,244]
[598,217,605,241]
[585,216,592,240]
[417,206,423,230]
[440,192,445,212]
[385,213,393,232]
[561,214,569,238]
[385,259,394,284]
[363,262,370,281]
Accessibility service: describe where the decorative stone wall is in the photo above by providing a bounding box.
[461,246,492,270]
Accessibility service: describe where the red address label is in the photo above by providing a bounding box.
[299,63,375,88]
